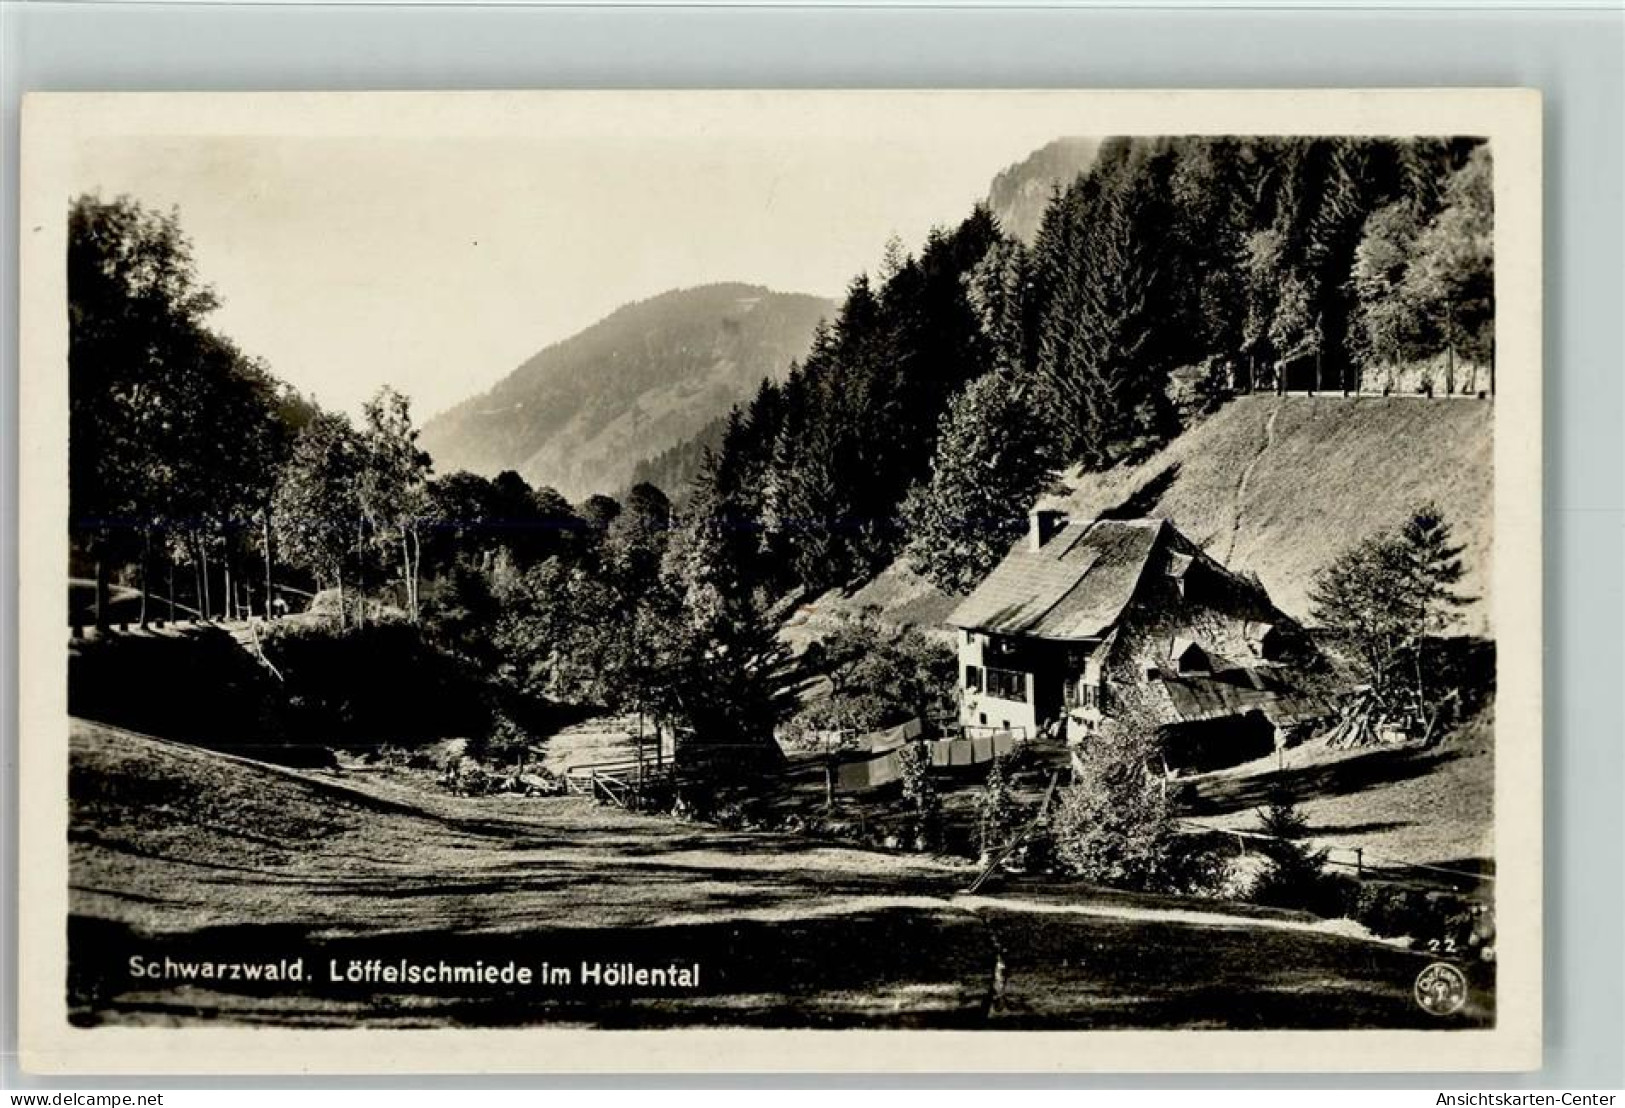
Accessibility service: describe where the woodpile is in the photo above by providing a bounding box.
[1322,689,1393,749]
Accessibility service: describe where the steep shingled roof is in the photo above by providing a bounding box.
[1154,669,1335,728]
[946,518,1166,639]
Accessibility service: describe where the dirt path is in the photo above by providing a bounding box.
[1222,397,1283,565]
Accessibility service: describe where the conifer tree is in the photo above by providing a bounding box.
[607,481,673,593]
[1032,143,1180,468]
[1310,503,1471,742]
[659,467,793,772]
[964,236,1036,375]
[902,373,1055,594]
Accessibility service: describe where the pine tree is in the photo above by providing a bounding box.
[1250,788,1333,910]
[660,470,793,774]
[977,755,1019,861]
[1305,139,1399,393]
[1165,137,1252,375]
[1032,144,1180,468]
[607,481,673,593]
[901,373,1054,594]
[878,232,910,283]
[964,236,1035,374]
[1310,503,1471,744]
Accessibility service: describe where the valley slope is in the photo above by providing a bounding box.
[986,137,1101,244]
[70,718,1458,1030]
[793,395,1495,640]
[420,283,831,502]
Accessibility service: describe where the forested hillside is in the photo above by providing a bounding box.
[419,284,831,501]
[985,136,1101,244]
[627,411,729,505]
[69,132,1498,777]
[791,395,1494,644]
[690,135,1494,605]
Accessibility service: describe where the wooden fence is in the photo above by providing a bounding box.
[562,755,674,809]
[1180,820,1494,891]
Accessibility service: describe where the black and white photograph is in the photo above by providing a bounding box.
[18,90,1543,1073]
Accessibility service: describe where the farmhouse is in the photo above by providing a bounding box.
[948,512,1333,772]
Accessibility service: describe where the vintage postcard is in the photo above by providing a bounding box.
[18,89,1542,1073]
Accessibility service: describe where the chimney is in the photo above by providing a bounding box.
[1029,508,1067,551]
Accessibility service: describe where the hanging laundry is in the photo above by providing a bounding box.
[860,717,923,754]
[835,750,904,791]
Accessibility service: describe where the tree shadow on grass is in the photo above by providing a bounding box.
[73,827,965,949]
[1302,819,1413,837]
[982,909,1493,1031]
[67,907,993,1030]
[1100,463,1182,521]
[74,899,1491,1032]
[67,854,1497,1031]
[1179,747,1465,816]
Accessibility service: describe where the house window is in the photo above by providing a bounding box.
[983,665,1027,703]
[1066,677,1103,710]
[964,664,983,692]
[1248,625,1283,661]
[1174,641,1211,675]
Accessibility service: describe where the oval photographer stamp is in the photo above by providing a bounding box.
[1415,961,1471,1017]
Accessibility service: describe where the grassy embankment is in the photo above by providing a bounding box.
[67,719,1484,1030]
[790,394,1494,643]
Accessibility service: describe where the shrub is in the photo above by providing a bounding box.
[68,626,288,752]
[1048,727,1195,893]
[899,745,942,851]
[796,611,957,740]
[258,619,489,746]
[482,710,535,769]
[711,800,749,830]
[1233,800,1495,956]
[976,756,1020,861]
[1354,884,1494,955]
[1245,791,1347,914]
[1158,834,1234,898]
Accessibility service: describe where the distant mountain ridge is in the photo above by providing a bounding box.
[420,283,832,502]
[423,134,1100,500]
[986,137,1102,244]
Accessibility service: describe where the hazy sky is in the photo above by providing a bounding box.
[73,98,1094,421]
